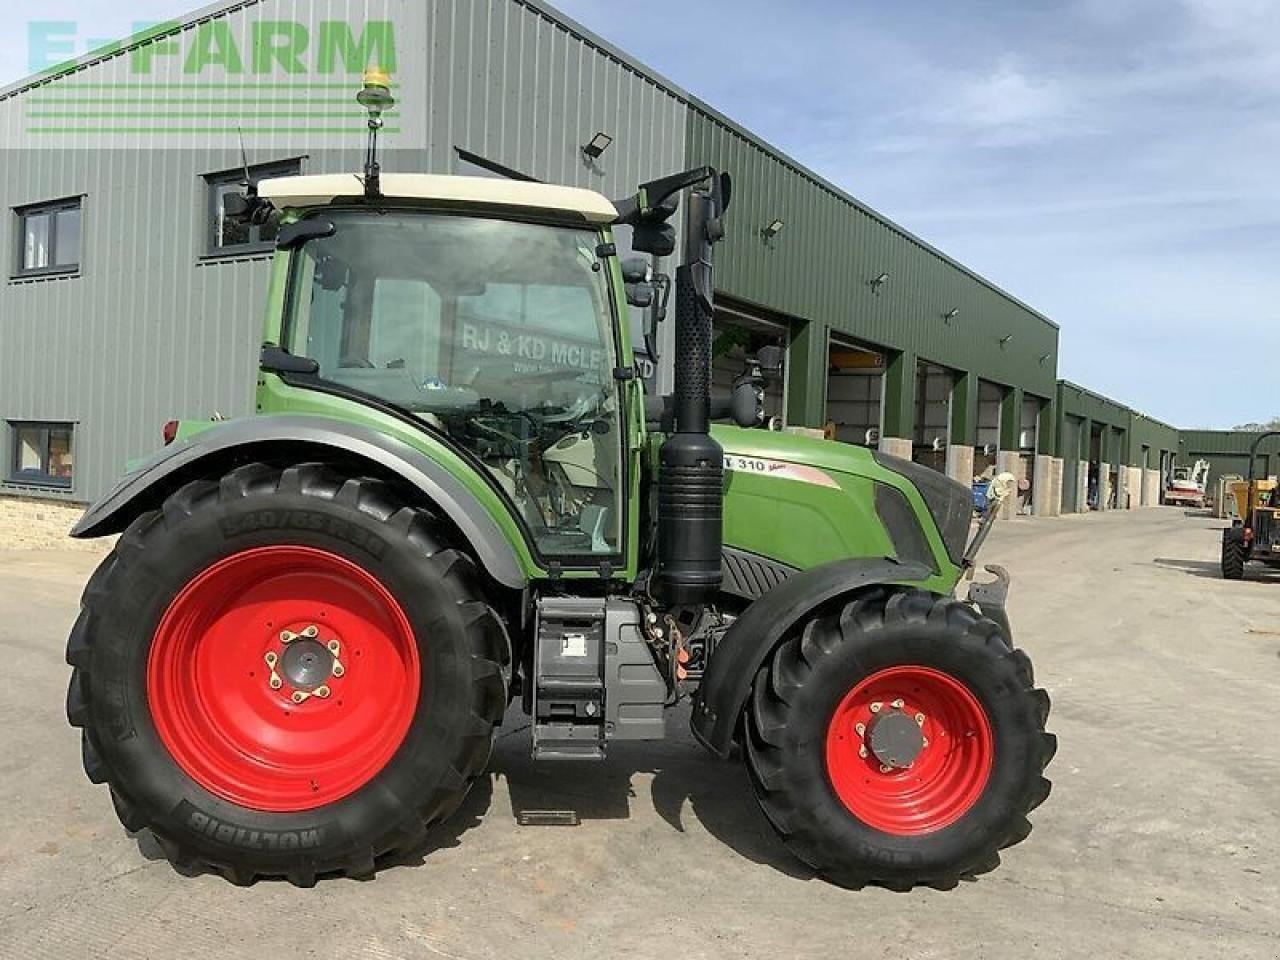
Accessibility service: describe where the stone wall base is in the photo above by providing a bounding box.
[878,435,913,461]
[946,445,975,487]
[996,450,1022,519]
[1143,468,1161,507]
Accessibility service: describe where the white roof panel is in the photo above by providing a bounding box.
[257,173,617,224]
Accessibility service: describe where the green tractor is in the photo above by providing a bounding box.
[65,76,1053,890]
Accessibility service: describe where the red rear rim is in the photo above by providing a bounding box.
[147,546,420,812]
[825,666,993,835]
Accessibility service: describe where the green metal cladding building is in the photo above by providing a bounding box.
[0,0,1229,513]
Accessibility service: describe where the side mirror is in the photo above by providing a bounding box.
[730,379,765,428]
[621,257,652,284]
[633,222,676,257]
[223,186,275,227]
[626,282,655,309]
[756,344,784,376]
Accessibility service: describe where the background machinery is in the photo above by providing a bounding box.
[1222,432,1280,579]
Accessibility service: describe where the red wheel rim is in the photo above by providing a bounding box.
[825,666,993,835]
[147,546,420,812]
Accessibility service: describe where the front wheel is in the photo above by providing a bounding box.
[1221,537,1246,580]
[66,463,509,886]
[744,589,1054,890]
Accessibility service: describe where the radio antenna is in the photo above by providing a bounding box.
[237,124,252,188]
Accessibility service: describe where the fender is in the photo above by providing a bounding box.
[71,414,527,589]
[690,556,934,758]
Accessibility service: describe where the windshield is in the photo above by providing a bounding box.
[285,210,624,558]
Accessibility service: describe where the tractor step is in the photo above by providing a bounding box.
[531,597,608,761]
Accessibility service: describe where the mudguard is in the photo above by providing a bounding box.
[690,556,934,758]
[71,414,527,589]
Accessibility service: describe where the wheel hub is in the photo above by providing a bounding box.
[825,667,994,835]
[280,637,334,690]
[263,625,348,703]
[866,709,926,769]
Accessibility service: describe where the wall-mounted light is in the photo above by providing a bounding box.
[943,308,959,323]
[582,131,613,161]
[761,218,786,241]
[870,272,890,292]
[1039,353,1051,365]
[999,335,1014,348]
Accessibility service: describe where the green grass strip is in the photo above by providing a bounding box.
[30,97,379,105]
[25,126,402,134]
[34,82,401,90]
[28,111,401,119]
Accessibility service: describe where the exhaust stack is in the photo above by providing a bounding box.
[655,175,731,606]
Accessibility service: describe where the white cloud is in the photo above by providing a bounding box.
[940,56,1071,134]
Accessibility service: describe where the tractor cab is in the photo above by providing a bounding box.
[257,174,633,561]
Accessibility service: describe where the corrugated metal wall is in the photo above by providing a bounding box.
[684,111,1061,424]
[1180,430,1280,489]
[1128,413,1179,469]
[0,0,687,502]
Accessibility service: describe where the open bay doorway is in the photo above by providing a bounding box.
[712,297,792,425]
[825,335,885,447]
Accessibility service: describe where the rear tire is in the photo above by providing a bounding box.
[1221,537,1246,580]
[743,588,1054,890]
[66,463,510,885]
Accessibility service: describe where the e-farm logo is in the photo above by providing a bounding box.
[22,18,401,138]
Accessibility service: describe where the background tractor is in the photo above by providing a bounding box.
[63,75,1052,890]
[1221,431,1280,579]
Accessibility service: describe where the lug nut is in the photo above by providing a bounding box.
[859,746,868,758]
[879,764,892,774]
[915,712,925,725]
[327,640,340,654]
[280,630,295,644]
[332,663,345,678]
[921,737,930,748]
[264,652,277,666]
[869,702,882,714]
[891,698,905,709]
[314,685,331,699]
[302,625,319,638]
[854,722,866,736]
[269,676,282,690]
[291,691,306,703]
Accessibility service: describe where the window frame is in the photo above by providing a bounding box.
[7,421,75,491]
[13,197,83,279]
[203,159,304,258]
[279,206,632,570]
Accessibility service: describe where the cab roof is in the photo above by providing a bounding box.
[257,173,618,224]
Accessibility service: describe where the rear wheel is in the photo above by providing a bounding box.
[744,589,1054,890]
[66,463,509,885]
[1221,537,1246,580]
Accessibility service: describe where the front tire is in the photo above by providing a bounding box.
[1221,536,1246,580]
[744,589,1054,890]
[66,463,509,886]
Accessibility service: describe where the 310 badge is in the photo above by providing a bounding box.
[723,454,840,490]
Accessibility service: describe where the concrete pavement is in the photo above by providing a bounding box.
[0,508,1276,959]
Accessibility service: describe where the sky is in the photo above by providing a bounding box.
[4,0,1278,428]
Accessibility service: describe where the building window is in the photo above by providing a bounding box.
[14,198,82,278]
[8,422,74,489]
[205,160,302,256]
